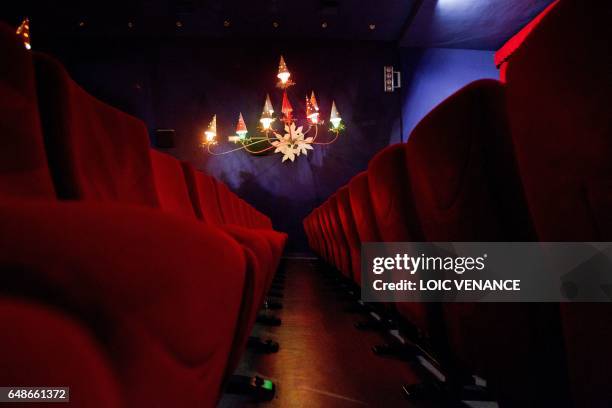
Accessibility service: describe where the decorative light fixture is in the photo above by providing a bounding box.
[16,18,31,50]
[203,56,344,162]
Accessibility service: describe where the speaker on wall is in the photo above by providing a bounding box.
[154,129,176,148]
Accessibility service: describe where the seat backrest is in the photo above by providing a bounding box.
[181,162,225,225]
[0,23,55,199]
[505,0,609,241]
[407,79,534,241]
[34,53,158,207]
[503,1,612,406]
[368,144,424,242]
[336,186,362,282]
[328,194,351,277]
[494,0,561,82]
[215,181,242,226]
[348,171,381,244]
[149,149,196,219]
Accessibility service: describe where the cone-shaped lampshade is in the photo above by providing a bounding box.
[277,55,290,84]
[281,92,293,116]
[236,112,247,138]
[263,93,274,115]
[205,114,217,142]
[16,18,31,50]
[310,91,319,111]
[330,101,341,128]
[260,95,274,129]
[306,95,319,124]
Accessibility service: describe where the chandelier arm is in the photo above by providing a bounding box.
[243,144,276,154]
[206,143,250,155]
[307,125,319,142]
[311,130,340,145]
[243,139,277,154]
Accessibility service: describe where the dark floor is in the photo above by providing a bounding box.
[220,258,436,408]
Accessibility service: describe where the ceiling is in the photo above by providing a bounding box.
[4,0,554,49]
[402,0,555,49]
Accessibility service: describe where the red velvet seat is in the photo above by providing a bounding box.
[34,53,159,206]
[366,146,432,336]
[406,79,568,406]
[320,202,338,270]
[336,187,361,286]
[328,194,352,278]
[311,208,327,260]
[502,0,611,405]
[214,179,286,264]
[347,172,382,285]
[0,299,121,407]
[494,0,560,83]
[0,201,246,407]
[0,42,249,405]
[180,160,275,282]
[149,150,272,379]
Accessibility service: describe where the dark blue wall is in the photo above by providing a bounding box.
[41,37,401,252]
[399,47,499,138]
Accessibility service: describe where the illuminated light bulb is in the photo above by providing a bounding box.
[330,100,342,129]
[277,55,291,84]
[260,117,274,130]
[306,95,319,124]
[204,114,217,143]
[310,91,319,111]
[236,112,248,139]
[260,95,275,130]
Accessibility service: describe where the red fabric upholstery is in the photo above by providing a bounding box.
[348,172,382,245]
[504,1,611,406]
[368,144,424,242]
[0,23,55,199]
[494,0,561,68]
[150,149,196,219]
[407,79,567,406]
[0,201,246,407]
[213,177,286,261]
[34,53,158,206]
[407,79,534,242]
[328,195,352,278]
[0,299,121,407]
[321,203,338,268]
[336,187,362,284]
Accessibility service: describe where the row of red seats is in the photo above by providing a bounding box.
[304,1,609,407]
[0,21,285,407]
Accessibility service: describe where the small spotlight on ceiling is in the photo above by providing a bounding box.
[176,21,183,28]
[78,21,85,27]
[369,23,376,30]
[223,19,231,27]
[127,21,134,29]
[321,22,328,28]
[272,21,279,28]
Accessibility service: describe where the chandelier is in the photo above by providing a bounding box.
[202,56,344,162]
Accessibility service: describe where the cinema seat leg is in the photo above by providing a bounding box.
[264,298,283,310]
[403,379,493,405]
[247,336,280,353]
[256,312,282,326]
[371,343,418,361]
